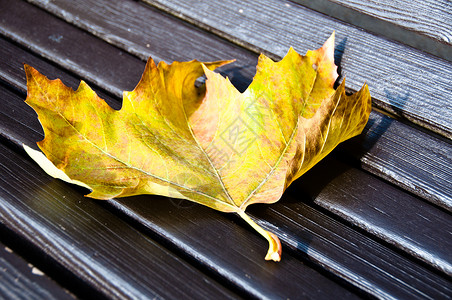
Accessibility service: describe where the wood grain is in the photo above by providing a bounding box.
[290,0,452,61]
[1,1,450,211]
[0,242,74,300]
[341,113,452,211]
[109,195,452,299]
[106,197,364,299]
[328,0,452,43]
[0,29,450,300]
[138,0,452,138]
[247,201,452,299]
[291,157,452,275]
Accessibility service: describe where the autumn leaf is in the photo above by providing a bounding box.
[24,33,371,261]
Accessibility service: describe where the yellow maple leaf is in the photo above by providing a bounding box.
[24,33,371,261]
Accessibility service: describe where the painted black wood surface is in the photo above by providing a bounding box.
[0,241,75,299]
[0,0,451,299]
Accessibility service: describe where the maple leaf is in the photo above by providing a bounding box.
[24,33,371,261]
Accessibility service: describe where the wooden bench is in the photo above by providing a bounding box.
[0,0,451,298]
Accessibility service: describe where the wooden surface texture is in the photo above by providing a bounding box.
[0,0,451,298]
[0,241,74,300]
[290,0,452,61]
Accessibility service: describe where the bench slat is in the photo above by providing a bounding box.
[302,0,452,45]
[340,114,452,210]
[289,157,452,275]
[0,35,450,300]
[136,0,452,138]
[0,242,74,300]
[290,0,452,61]
[110,196,452,299]
[247,201,452,298]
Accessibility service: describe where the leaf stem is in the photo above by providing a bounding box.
[237,210,281,262]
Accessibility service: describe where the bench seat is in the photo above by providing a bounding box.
[0,0,451,298]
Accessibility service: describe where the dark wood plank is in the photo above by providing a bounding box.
[0,24,450,300]
[106,200,365,300]
[0,142,241,299]
[342,113,452,211]
[247,201,452,299]
[0,242,75,300]
[0,3,145,98]
[138,0,452,139]
[22,0,257,81]
[109,196,452,299]
[1,0,450,211]
[290,0,452,61]
[290,156,452,276]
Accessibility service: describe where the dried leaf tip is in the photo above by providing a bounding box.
[237,211,282,262]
